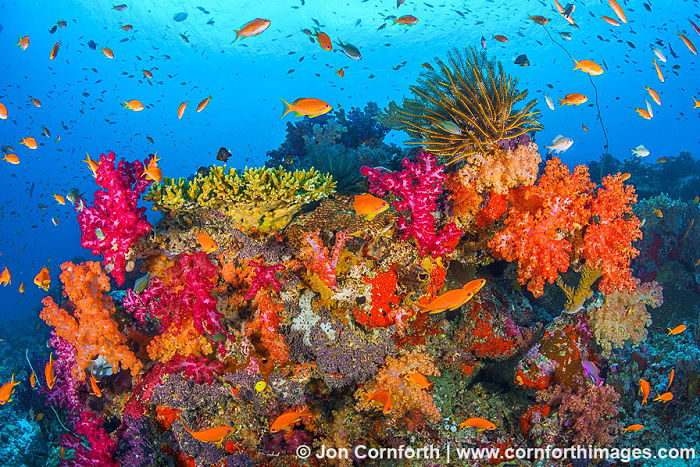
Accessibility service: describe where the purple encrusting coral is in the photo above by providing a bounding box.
[116,415,156,467]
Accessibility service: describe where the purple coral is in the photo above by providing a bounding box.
[116,415,155,467]
[43,332,82,413]
[361,151,462,257]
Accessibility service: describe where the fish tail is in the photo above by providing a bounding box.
[281,98,293,118]
[572,59,580,70]
[232,31,240,43]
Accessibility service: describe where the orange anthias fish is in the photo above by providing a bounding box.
[177,101,188,119]
[420,278,486,314]
[353,193,389,220]
[654,392,673,403]
[142,69,153,79]
[197,233,218,253]
[49,41,61,60]
[234,18,271,41]
[83,153,100,177]
[493,35,508,42]
[336,68,345,77]
[645,86,661,105]
[529,15,549,25]
[0,267,10,286]
[667,324,686,335]
[314,31,332,51]
[635,107,653,120]
[142,154,162,183]
[573,59,604,76]
[653,59,665,83]
[31,98,42,108]
[29,371,36,389]
[3,154,20,165]
[53,194,66,205]
[459,418,496,432]
[270,406,312,432]
[89,373,102,397]
[667,369,675,390]
[123,100,144,111]
[121,24,133,31]
[608,0,627,23]
[366,390,392,414]
[0,374,20,405]
[34,267,50,291]
[281,98,332,118]
[45,353,56,390]
[196,96,212,112]
[0,102,7,119]
[17,36,30,50]
[678,33,697,55]
[395,15,419,25]
[558,93,588,106]
[623,424,644,433]
[421,62,434,70]
[601,15,621,26]
[639,379,650,405]
[183,424,235,446]
[20,137,38,149]
[102,47,114,59]
[403,372,432,390]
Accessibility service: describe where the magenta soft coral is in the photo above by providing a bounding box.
[361,151,462,257]
[245,260,285,299]
[60,411,118,466]
[78,152,153,285]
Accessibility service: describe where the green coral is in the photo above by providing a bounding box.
[145,165,335,232]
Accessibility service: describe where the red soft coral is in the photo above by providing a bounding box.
[78,152,153,285]
[302,230,348,288]
[60,411,118,467]
[245,260,285,299]
[354,266,408,329]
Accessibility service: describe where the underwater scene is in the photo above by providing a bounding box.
[1,0,699,465]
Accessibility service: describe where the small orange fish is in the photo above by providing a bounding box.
[654,392,673,403]
[83,153,100,177]
[31,98,42,108]
[403,372,432,390]
[36,412,44,421]
[0,267,10,286]
[20,137,38,149]
[608,0,627,23]
[45,353,56,390]
[121,24,133,31]
[635,107,653,120]
[29,371,36,389]
[667,369,674,390]
[493,35,508,42]
[142,156,162,183]
[653,208,663,218]
[19,283,25,293]
[89,373,102,397]
[17,36,30,50]
[366,390,392,414]
[123,100,144,111]
[142,69,152,79]
[59,447,65,459]
[558,93,588,106]
[234,18,271,41]
[0,373,20,405]
[314,31,333,51]
[196,96,212,112]
[183,424,235,446]
[101,47,114,59]
[2,154,20,165]
[620,173,631,182]
[53,194,66,205]
[353,193,389,220]
[645,87,661,105]
[0,102,7,119]
[653,59,665,83]
[197,233,218,253]
[421,278,486,314]
[34,266,50,291]
[529,15,549,25]
[678,33,697,55]
[270,406,312,432]
[623,424,644,433]
[657,157,667,163]
[694,196,699,203]
[601,15,621,26]
[281,98,332,118]
[573,59,604,76]
[177,101,188,119]
[395,15,419,25]
[49,41,61,60]
[582,124,589,132]
[336,68,345,77]
[459,418,496,432]
[667,324,686,335]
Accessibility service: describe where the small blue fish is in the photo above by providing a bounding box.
[173,12,188,22]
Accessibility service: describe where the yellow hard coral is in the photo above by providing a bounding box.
[145,165,335,232]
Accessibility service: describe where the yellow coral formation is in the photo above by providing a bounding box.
[355,347,441,423]
[588,280,663,357]
[456,142,542,194]
[556,266,602,312]
[146,317,214,362]
[145,165,336,232]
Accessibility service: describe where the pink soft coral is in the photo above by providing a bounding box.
[77,152,153,285]
[60,411,118,466]
[361,151,462,257]
[245,260,285,299]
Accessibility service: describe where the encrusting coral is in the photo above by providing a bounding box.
[145,164,335,232]
[376,47,541,164]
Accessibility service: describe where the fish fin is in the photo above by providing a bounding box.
[280,98,293,118]
[364,213,377,221]
[572,58,580,69]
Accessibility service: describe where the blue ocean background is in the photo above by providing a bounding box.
[0,0,698,318]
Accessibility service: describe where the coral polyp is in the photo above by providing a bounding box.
[377,47,542,164]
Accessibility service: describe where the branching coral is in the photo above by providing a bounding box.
[356,348,441,423]
[78,152,153,285]
[300,230,349,289]
[376,47,541,164]
[145,165,335,232]
[40,261,142,381]
[361,151,462,257]
[588,280,663,357]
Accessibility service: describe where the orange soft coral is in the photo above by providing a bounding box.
[458,142,541,195]
[40,261,142,381]
[246,291,289,363]
[146,317,214,362]
[354,266,407,329]
[355,348,441,423]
